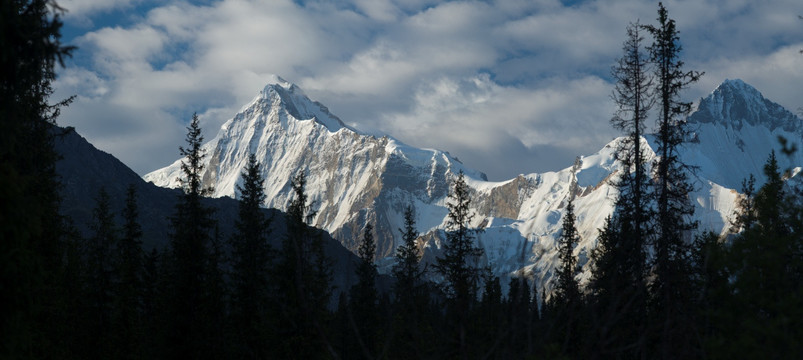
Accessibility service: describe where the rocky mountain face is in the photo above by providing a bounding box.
[144,77,803,291]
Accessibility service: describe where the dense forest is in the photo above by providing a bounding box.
[2,1,802,359]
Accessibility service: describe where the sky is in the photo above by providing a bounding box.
[53,0,803,181]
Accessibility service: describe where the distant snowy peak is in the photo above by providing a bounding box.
[244,76,352,133]
[690,79,802,133]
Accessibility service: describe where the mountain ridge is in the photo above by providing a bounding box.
[144,76,802,290]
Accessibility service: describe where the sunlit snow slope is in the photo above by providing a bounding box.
[145,77,802,292]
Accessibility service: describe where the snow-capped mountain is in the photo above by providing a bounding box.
[144,77,802,292]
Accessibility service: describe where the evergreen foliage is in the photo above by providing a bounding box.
[434,171,485,301]
[86,187,118,359]
[165,113,220,359]
[112,184,145,359]
[433,170,485,359]
[389,205,435,358]
[1,1,74,357]
[278,172,336,358]
[643,3,703,357]
[229,153,274,358]
[349,223,379,359]
[551,200,582,355]
[554,201,581,307]
[714,152,803,358]
[392,205,426,303]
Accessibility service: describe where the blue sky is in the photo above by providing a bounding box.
[54,0,803,180]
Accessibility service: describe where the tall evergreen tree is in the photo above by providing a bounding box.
[552,199,582,354]
[433,170,485,359]
[589,213,648,357]
[86,187,118,359]
[717,152,803,358]
[112,184,145,359]
[230,153,274,358]
[554,200,581,308]
[141,247,163,359]
[643,3,703,357]
[166,113,218,359]
[278,172,336,358]
[349,223,379,359]
[504,276,532,358]
[204,225,229,359]
[611,20,655,273]
[390,205,434,358]
[731,174,757,233]
[586,20,655,358]
[1,1,74,357]
[392,205,425,303]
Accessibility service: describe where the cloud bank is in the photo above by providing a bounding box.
[54,0,803,180]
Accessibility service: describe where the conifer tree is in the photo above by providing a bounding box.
[392,205,424,299]
[555,201,581,308]
[278,172,336,358]
[141,247,162,358]
[611,20,655,274]
[1,1,74,357]
[589,213,648,358]
[643,3,703,357]
[230,153,273,358]
[731,175,757,233]
[113,184,145,359]
[349,223,378,359]
[586,20,655,358]
[166,113,218,359]
[553,199,582,354]
[390,205,433,358]
[86,187,118,359]
[433,170,485,359]
[505,276,532,358]
[718,152,803,358]
[204,226,228,359]
[478,268,505,356]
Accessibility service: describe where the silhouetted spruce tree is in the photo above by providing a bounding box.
[433,170,485,359]
[141,247,163,359]
[166,113,219,360]
[205,225,229,358]
[477,267,504,355]
[690,231,728,357]
[589,213,647,358]
[390,205,434,358]
[585,20,655,358]
[277,172,336,358]
[731,175,757,233]
[716,151,803,358]
[552,199,582,354]
[112,184,145,359]
[643,3,703,357]
[86,187,118,359]
[504,276,532,358]
[229,153,274,358]
[0,1,75,357]
[610,20,655,275]
[555,201,581,307]
[349,223,378,359]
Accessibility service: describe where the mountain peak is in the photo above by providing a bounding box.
[243,75,350,133]
[689,79,802,132]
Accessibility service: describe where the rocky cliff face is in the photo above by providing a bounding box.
[144,77,802,291]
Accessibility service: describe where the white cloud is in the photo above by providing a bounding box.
[54,0,803,177]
